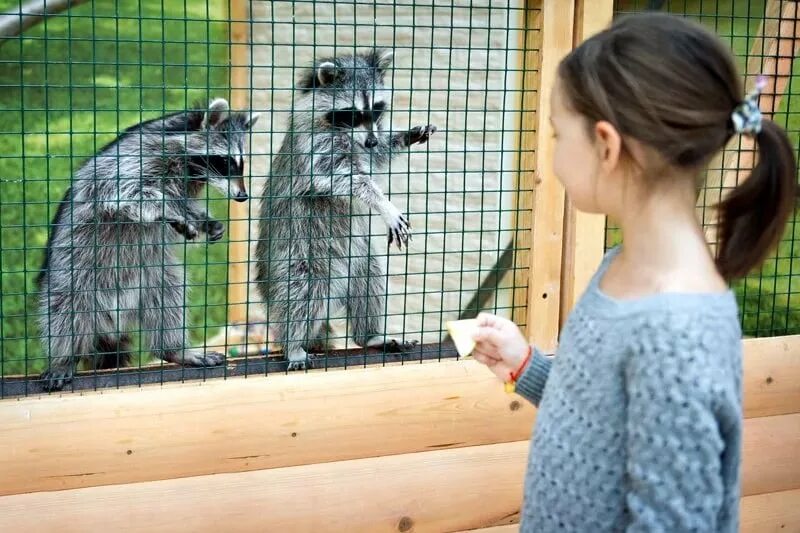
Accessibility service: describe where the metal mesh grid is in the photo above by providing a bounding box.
[0,0,536,395]
[610,0,800,337]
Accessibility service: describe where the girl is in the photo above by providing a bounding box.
[472,12,797,532]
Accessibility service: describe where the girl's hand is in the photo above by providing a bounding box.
[471,313,530,382]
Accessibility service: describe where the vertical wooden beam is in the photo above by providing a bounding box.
[511,2,542,333]
[559,1,613,327]
[527,0,575,352]
[227,0,251,323]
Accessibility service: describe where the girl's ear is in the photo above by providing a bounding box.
[593,120,622,174]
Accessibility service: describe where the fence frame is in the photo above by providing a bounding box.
[1,1,799,530]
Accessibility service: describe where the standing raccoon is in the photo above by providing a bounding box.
[37,98,259,391]
[255,49,436,370]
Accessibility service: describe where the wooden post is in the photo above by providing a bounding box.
[227,0,251,324]
[700,0,800,247]
[526,0,576,352]
[510,3,542,333]
[559,0,614,326]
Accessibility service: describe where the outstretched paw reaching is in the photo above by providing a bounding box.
[406,124,437,146]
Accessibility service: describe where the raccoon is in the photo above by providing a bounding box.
[254,49,436,370]
[37,98,259,391]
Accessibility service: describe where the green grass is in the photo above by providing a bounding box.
[609,0,800,338]
[0,0,232,375]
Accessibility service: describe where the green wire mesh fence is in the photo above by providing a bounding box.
[0,0,536,396]
[611,0,800,337]
[2,0,797,397]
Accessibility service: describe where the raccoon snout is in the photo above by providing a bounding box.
[365,135,378,149]
[234,190,248,202]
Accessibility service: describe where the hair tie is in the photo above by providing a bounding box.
[731,75,767,136]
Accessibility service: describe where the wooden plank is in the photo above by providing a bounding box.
[527,0,575,352]
[0,335,798,497]
[452,525,519,533]
[741,488,800,533]
[1,416,798,533]
[510,1,542,334]
[227,0,252,323]
[0,360,536,497]
[742,413,800,497]
[559,0,613,325]
[0,442,529,533]
[743,336,800,418]
[455,489,800,533]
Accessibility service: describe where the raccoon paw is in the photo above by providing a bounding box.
[204,220,225,242]
[40,368,73,392]
[183,223,200,241]
[384,338,419,353]
[366,336,419,353]
[286,351,313,371]
[167,349,225,367]
[406,124,437,146]
[167,219,200,241]
[386,209,411,251]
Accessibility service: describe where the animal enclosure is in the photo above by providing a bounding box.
[1,0,799,531]
[0,0,536,393]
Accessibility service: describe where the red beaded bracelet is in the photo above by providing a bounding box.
[504,345,533,394]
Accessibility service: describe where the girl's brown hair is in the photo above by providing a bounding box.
[558,12,797,280]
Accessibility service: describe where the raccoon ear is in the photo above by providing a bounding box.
[203,98,230,129]
[372,49,394,73]
[316,61,337,86]
[245,112,260,130]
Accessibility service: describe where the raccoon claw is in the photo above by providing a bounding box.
[387,213,411,251]
[406,124,437,146]
[198,351,225,366]
[366,336,419,354]
[287,360,311,371]
[204,220,225,242]
[184,223,200,241]
[40,369,73,392]
[286,354,313,371]
[167,219,199,241]
[384,338,419,353]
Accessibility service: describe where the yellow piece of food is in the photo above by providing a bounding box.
[446,318,480,357]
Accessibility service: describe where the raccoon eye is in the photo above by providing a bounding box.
[193,155,243,177]
[327,108,363,128]
[230,156,244,176]
[367,102,386,123]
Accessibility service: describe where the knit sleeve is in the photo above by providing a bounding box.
[624,319,738,532]
[512,346,552,407]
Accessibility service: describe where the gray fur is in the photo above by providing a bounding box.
[254,49,436,370]
[38,98,259,391]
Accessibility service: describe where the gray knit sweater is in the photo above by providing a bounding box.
[515,246,743,532]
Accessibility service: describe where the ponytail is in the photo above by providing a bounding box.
[715,119,798,281]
